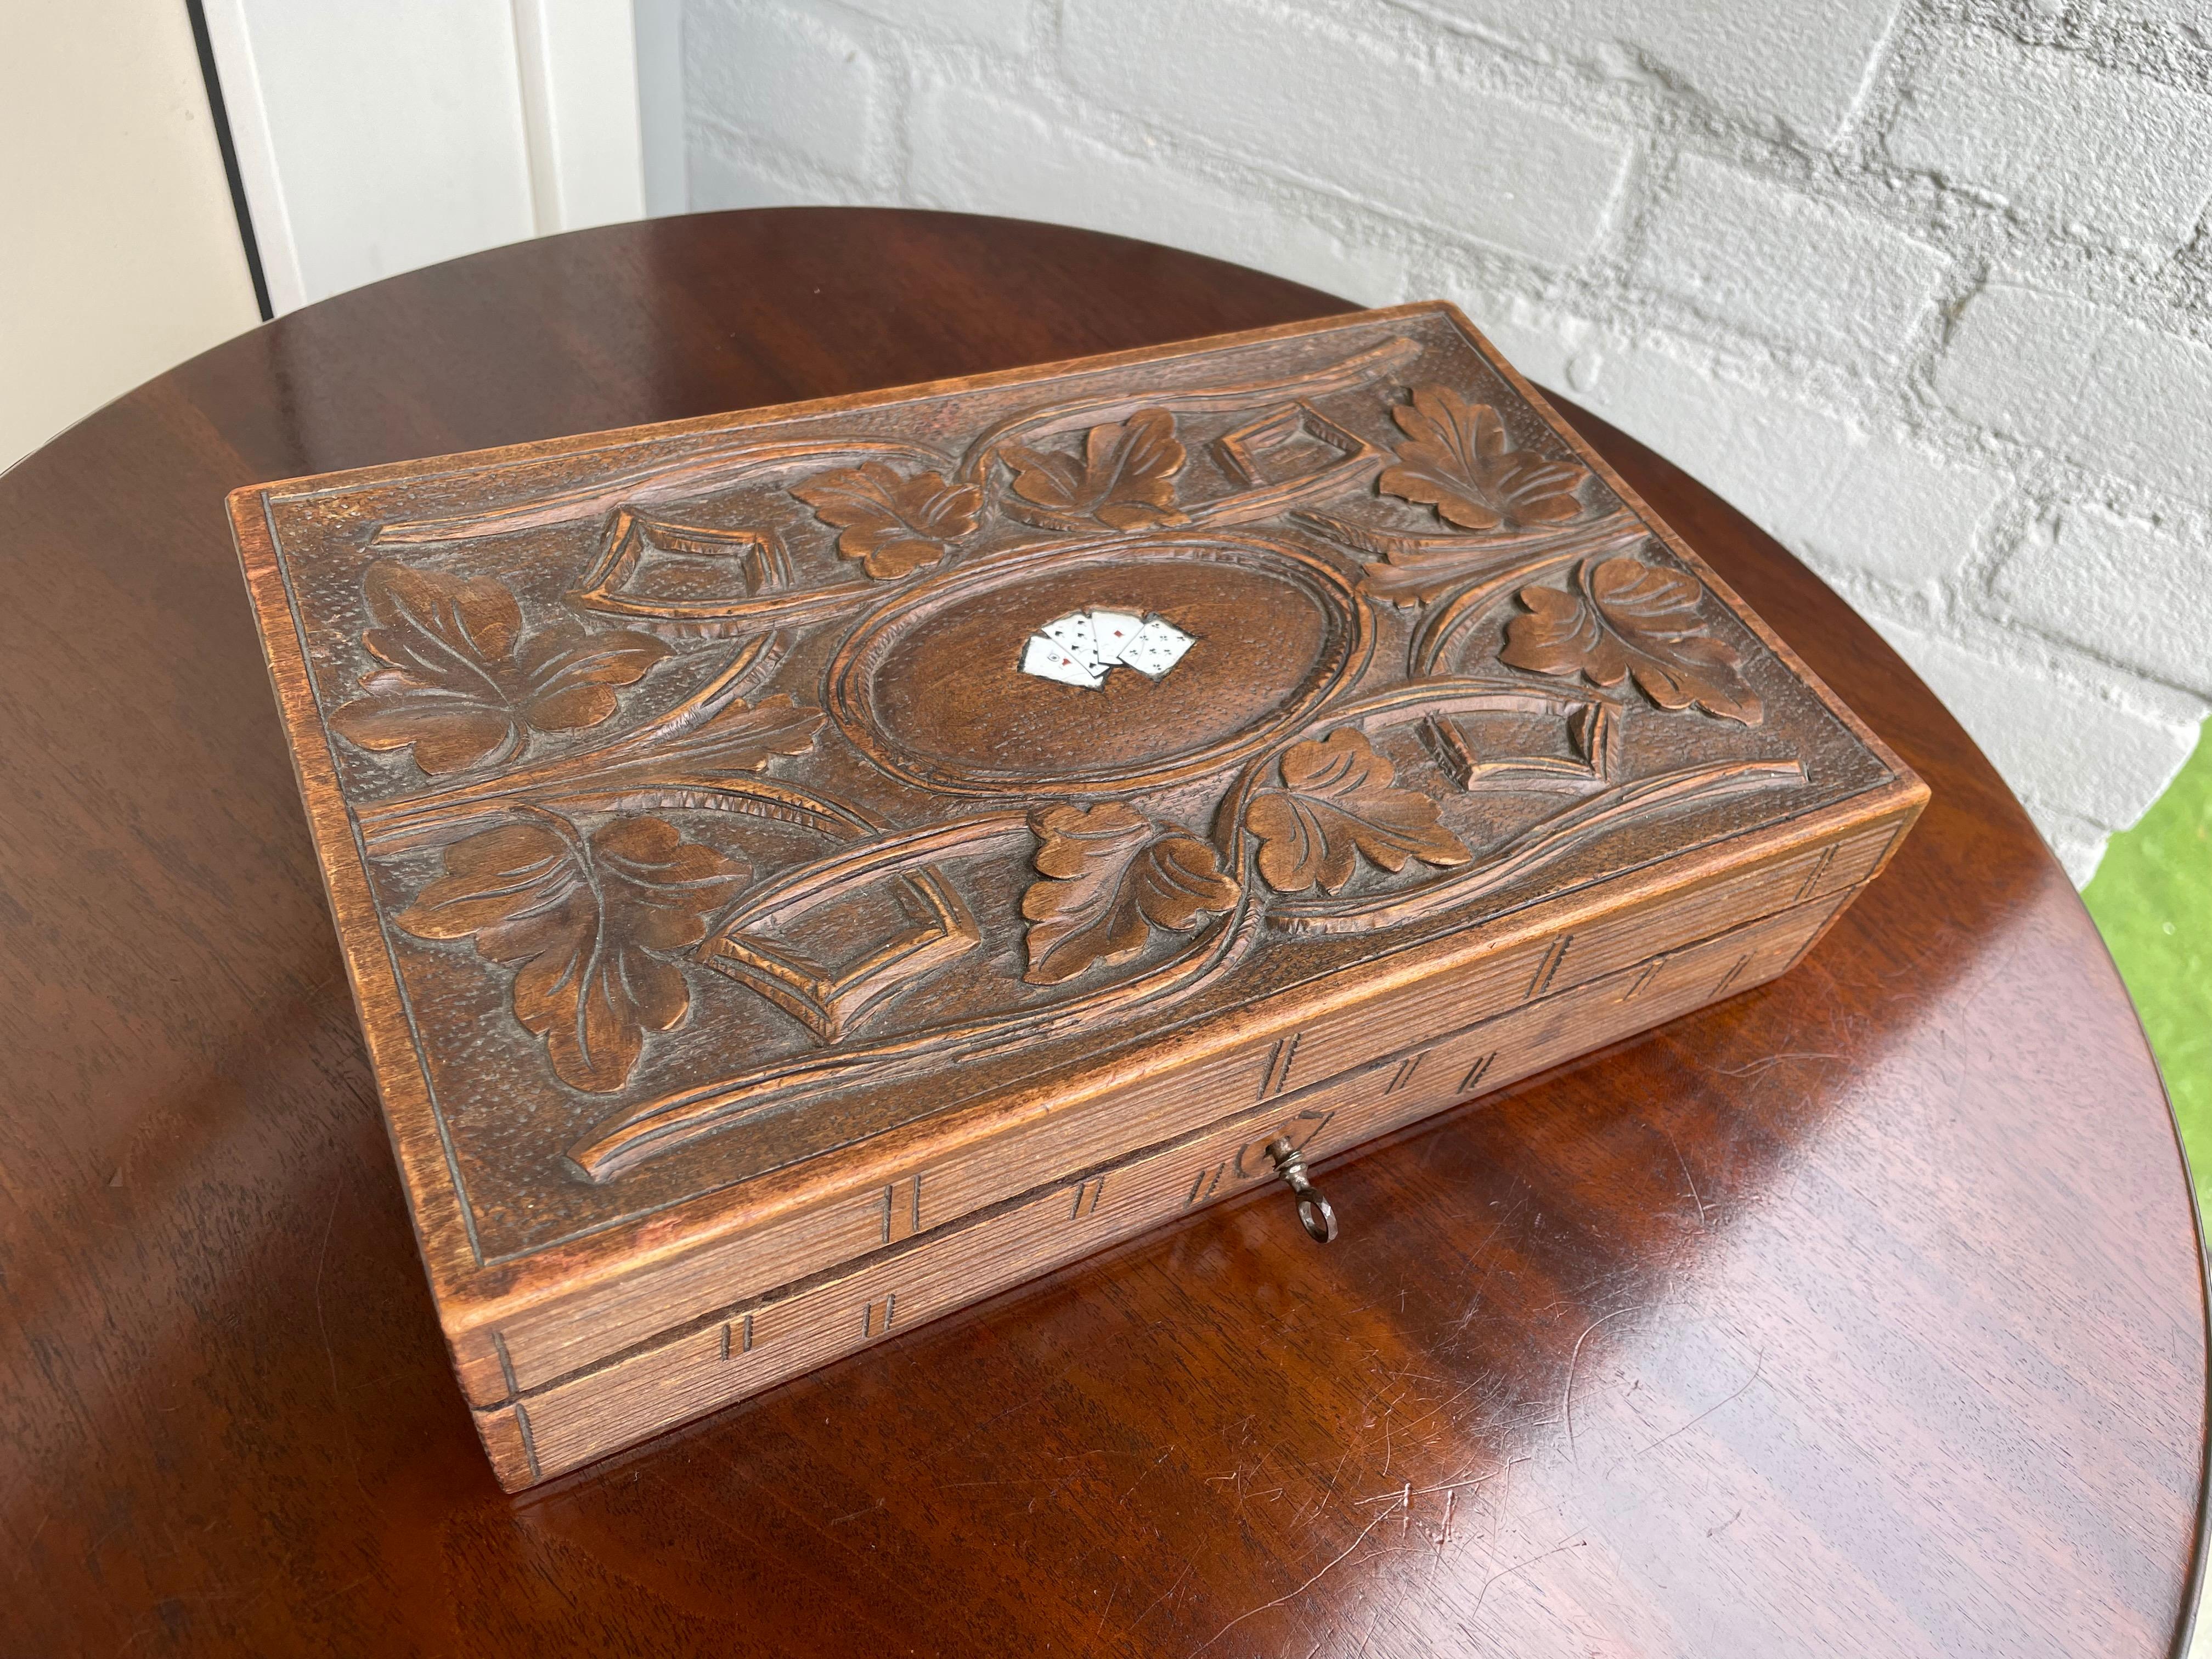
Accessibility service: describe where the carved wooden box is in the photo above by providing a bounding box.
[229,303,1923,1490]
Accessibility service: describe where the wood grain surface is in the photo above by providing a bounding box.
[0,208,2201,1656]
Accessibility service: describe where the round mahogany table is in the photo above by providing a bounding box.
[3,209,2203,1658]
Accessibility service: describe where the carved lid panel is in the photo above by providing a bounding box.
[233,304,1902,1264]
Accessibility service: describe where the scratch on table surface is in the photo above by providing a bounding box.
[1395,1374,1488,1440]
[1659,1125,1716,1225]
[1561,1307,1630,1469]
[1446,1195,1531,1338]
[1122,1560,1193,1640]
[309,1169,374,1506]
[1353,1474,1494,1507]
[1619,1351,1767,1469]
[1470,1536,1587,1619]
[9,1513,47,1585]
[1116,1447,1175,1508]
[1290,1446,1354,1530]
[929,1383,1052,1461]
[1708,1051,1843,1076]
[1187,1488,1409,1656]
[934,1474,1048,1492]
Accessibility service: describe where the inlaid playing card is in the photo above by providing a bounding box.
[1020,633,1106,688]
[1039,612,1103,675]
[1119,617,1195,679]
[1088,610,1144,667]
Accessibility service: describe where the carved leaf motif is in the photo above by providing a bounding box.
[330,562,672,775]
[396,812,747,1092]
[1500,555,1763,726]
[790,462,983,579]
[1003,408,1189,531]
[1246,729,1471,895]
[1378,385,1587,533]
[1021,802,1237,985]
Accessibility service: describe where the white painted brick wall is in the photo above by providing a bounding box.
[676,0,2212,885]
[909,81,1407,302]
[1058,0,1635,266]
[1423,0,1908,146]
[1631,155,1950,363]
[1886,31,2212,250]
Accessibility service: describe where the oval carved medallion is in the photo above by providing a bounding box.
[826,534,1370,797]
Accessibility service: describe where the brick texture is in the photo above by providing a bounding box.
[1585,346,2001,587]
[834,0,1030,50]
[674,0,2212,882]
[1887,31,2212,250]
[1059,0,1632,266]
[1632,155,1949,362]
[1939,284,2212,500]
[1425,0,1903,146]
[1999,508,2212,698]
[909,80,1404,302]
[686,1,881,179]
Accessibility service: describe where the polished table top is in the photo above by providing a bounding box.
[1,208,2202,1658]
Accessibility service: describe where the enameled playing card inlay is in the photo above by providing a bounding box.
[1019,608,1195,687]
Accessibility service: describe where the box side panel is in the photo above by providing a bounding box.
[481,805,1910,1396]
[475,884,1855,1489]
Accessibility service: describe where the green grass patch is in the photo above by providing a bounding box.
[2085,716,2212,1213]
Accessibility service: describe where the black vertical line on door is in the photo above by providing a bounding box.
[183,0,273,321]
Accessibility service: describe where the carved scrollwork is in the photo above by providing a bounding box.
[1321,509,1646,610]
[954,337,1418,490]
[394,809,748,1092]
[356,655,827,852]
[1502,555,1764,726]
[370,436,951,549]
[1244,727,1470,895]
[329,561,672,776]
[1022,802,1238,984]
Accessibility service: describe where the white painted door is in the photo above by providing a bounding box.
[199,0,663,314]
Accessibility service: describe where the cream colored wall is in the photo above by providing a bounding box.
[1,0,262,471]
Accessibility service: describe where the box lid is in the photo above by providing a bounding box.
[229,302,1920,1361]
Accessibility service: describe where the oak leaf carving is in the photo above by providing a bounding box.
[1021,802,1237,985]
[330,561,672,775]
[1245,728,1470,895]
[791,462,983,579]
[1003,408,1189,531]
[1500,555,1763,726]
[1378,385,1587,532]
[395,812,747,1092]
